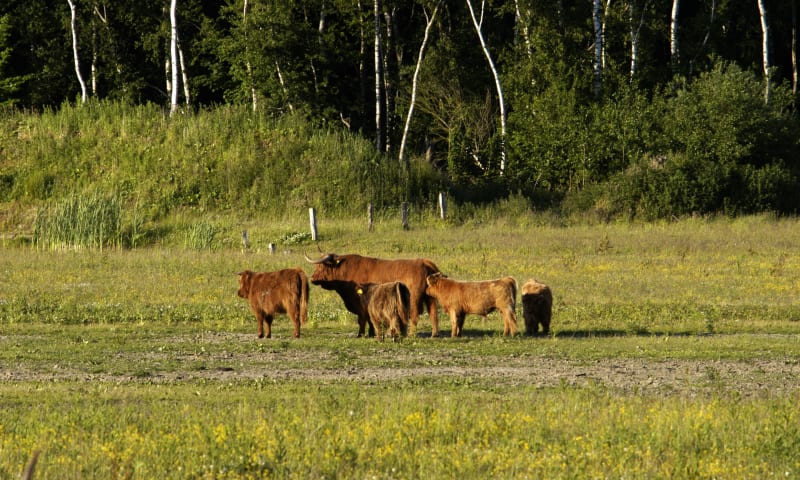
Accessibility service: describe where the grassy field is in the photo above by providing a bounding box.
[1,214,799,478]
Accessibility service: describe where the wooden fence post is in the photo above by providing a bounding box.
[268,243,275,254]
[309,207,318,241]
[368,203,374,232]
[438,192,447,219]
[241,230,249,251]
[401,202,409,230]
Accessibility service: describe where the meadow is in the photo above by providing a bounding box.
[1,214,799,479]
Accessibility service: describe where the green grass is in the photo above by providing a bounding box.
[1,215,799,478]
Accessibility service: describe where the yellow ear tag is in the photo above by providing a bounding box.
[357,288,363,295]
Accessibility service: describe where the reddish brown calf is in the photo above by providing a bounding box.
[425,272,518,337]
[356,281,411,341]
[237,268,309,338]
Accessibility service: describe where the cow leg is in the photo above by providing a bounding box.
[287,305,301,338]
[291,315,301,338]
[524,312,536,336]
[372,319,383,342]
[427,297,439,338]
[263,315,273,339]
[407,301,420,337]
[255,311,266,338]
[455,313,466,337]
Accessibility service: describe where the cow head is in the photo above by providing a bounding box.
[236,271,252,298]
[304,252,345,284]
[425,272,446,288]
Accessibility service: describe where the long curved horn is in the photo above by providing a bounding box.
[304,252,334,264]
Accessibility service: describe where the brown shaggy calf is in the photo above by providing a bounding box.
[356,281,411,341]
[521,279,553,336]
[424,272,518,337]
[237,268,309,338]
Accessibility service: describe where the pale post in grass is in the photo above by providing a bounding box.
[438,192,447,220]
[309,207,318,241]
[368,203,374,232]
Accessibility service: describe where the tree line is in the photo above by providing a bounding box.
[1,1,799,218]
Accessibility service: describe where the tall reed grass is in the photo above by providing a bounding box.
[33,191,122,250]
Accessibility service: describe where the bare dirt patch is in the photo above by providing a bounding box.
[4,338,799,398]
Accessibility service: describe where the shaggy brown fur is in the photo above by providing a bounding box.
[521,279,553,336]
[425,272,518,337]
[306,253,440,337]
[356,282,411,341]
[237,268,309,338]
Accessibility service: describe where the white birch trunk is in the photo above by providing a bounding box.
[592,0,602,98]
[242,0,257,112]
[629,0,649,81]
[67,0,88,103]
[466,0,507,174]
[601,0,611,71]
[91,21,97,96]
[514,0,532,58]
[399,3,439,165]
[177,38,190,107]
[275,61,294,112]
[793,1,798,98]
[374,0,385,153]
[689,0,716,78]
[169,0,179,115]
[670,0,680,73]
[757,0,771,104]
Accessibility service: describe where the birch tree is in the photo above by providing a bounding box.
[67,0,88,103]
[169,0,179,115]
[242,0,257,112]
[629,0,649,81]
[793,1,798,100]
[688,0,716,78]
[374,0,385,153]
[757,0,771,104]
[592,0,603,98]
[177,35,190,108]
[465,0,506,174]
[670,0,680,73]
[399,2,439,166]
[513,0,532,58]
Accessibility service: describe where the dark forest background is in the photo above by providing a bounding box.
[1,1,799,227]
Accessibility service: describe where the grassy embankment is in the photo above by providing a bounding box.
[1,215,799,478]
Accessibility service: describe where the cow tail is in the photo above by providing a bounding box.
[510,277,518,312]
[299,272,309,325]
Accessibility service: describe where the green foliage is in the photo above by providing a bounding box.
[1,103,445,240]
[561,61,800,221]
